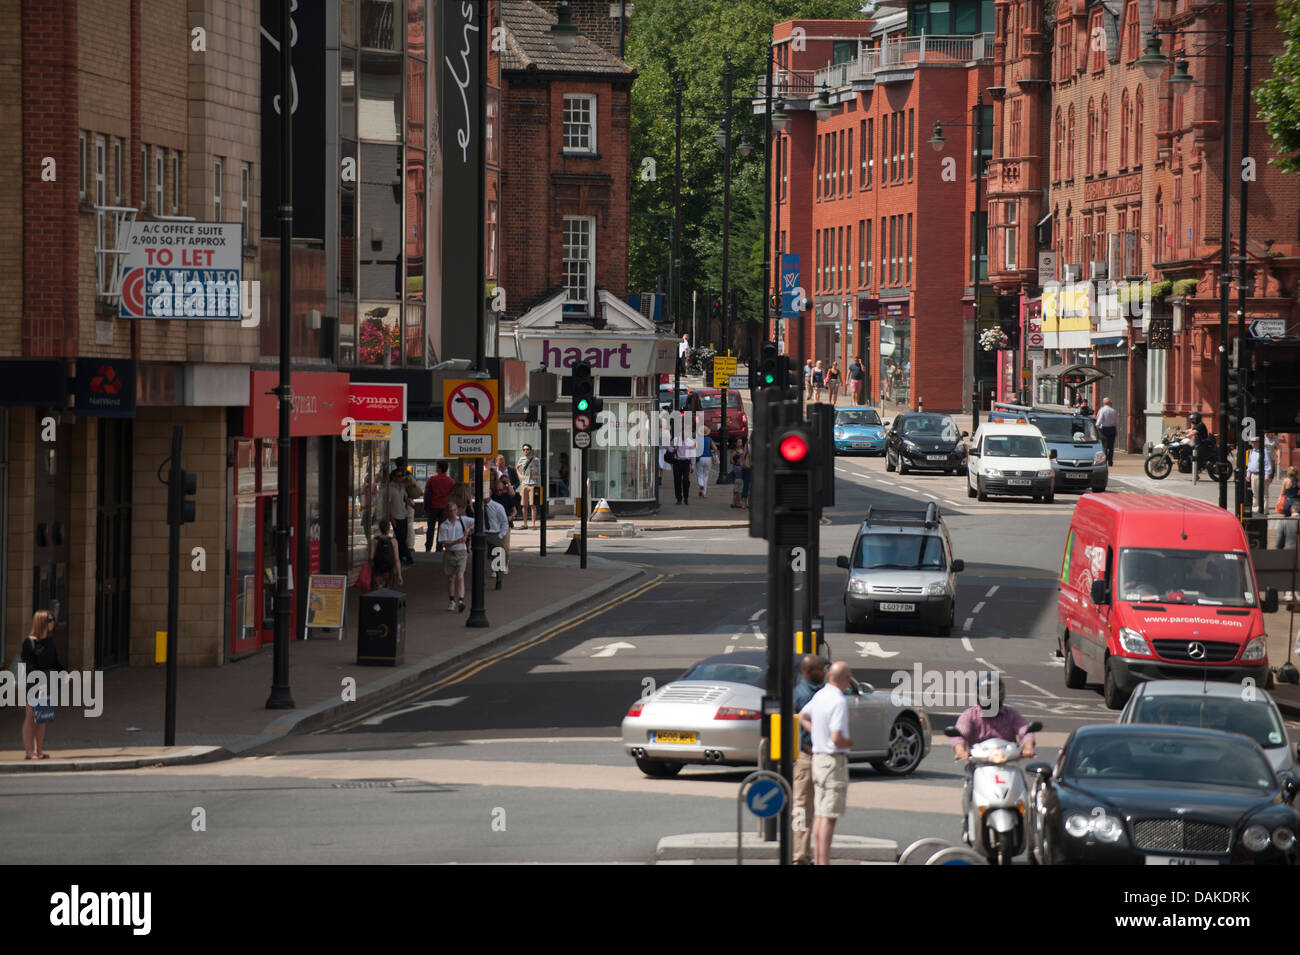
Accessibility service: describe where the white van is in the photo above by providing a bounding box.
[966,422,1058,503]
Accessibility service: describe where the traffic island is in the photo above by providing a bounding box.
[654,832,898,864]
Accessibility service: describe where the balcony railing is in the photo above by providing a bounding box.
[811,33,994,91]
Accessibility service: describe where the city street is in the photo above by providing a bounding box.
[9,449,1274,865]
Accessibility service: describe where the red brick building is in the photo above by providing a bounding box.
[769,8,997,414]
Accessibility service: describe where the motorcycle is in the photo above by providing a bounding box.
[1144,428,1231,481]
[946,721,1043,865]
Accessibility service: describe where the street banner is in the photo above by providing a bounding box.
[781,254,802,318]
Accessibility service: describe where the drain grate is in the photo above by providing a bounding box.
[331,779,401,789]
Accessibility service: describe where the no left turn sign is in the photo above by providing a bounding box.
[443,379,499,458]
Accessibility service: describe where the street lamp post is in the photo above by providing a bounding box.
[673,76,684,416]
[929,89,988,432]
[719,56,733,472]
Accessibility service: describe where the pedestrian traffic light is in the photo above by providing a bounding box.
[1255,338,1300,433]
[168,466,197,525]
[807,403,836,508]
[571,361,603,441]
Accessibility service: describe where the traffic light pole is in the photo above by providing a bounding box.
[1217,0,1237,513]
[1237,4,1255,516]
[165,426,182,746]
[719,56,733,467]
[540,405,548,556]
[580,446,588,569]
[467,4,490,629]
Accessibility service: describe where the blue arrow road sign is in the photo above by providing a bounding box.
[746,778,785,818]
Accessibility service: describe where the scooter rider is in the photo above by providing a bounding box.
[953,674,1036,837]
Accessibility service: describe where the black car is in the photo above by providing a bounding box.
[1026,724,1299,865]
[885,413,969,475]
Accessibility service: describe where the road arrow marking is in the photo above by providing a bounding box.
[362,696,468,726]
[855,641,900,658]
[591,641,635,658]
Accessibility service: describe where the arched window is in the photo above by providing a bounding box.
[1120,90,1131,168]
[1067,104,1076,179]
[1134,86,1144,166]
[1054,108,1063,180]
[1086,98,1096,176]
[1099,95,1109,173]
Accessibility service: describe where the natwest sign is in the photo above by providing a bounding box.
[348,383,407,424]
[245,371,350,438]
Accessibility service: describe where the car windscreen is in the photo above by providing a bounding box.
[900,415,959,441]
[982,434,1047,458]
[836,410,881,427]
[855,532,946,570]
[678,663,764,687]
[1118,547,1256,607]
[1130,696,1288,750]
[1030,415,1099,443]
[697,392,742,410]
[1066,734,1276,792]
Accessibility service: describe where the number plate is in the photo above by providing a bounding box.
[651,731,698,745]
[854,443,872,449]
[879,602,916,613]
[1144,856,1222,865]
[1065,471,1087,479]
[926,454,947,461]
[1008,478,1031,486]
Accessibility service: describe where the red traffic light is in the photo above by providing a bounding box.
[778,432,810,462]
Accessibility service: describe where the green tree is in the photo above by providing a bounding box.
[1255,0,1300,173]
[625,0,869,354]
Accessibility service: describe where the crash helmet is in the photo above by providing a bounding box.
[1188,411,1202,424]
[976,671,1005,713]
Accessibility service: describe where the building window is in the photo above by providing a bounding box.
[1173,177,1182,252]
[782,137,789,199]
[113,138,123,203]
[815,135,822,199]
[971,210,987,282]
[858,219,866,286]
[241,163,251,234]
[1125,1,1140,60]
[79,131,88,201]
[140,145,148,212]
[866,118,873,187]
[1082,212,1093,267]
[562,94,596,154]
[487,200,497,279]
[1086,99,1096,176]
[1099,95,1109,174]
[1156,190,1165,257]
[1191,170,1201,249]
[865,218,872,289]
[154,148,164,216]
[486,88,498,164]
[94,135,106,207]
[1066,105,1075,180]
[1053,108,1063,180]
[562,216,594,313]
[906,212,913,282]
[1065,215,1074,265]
[1004,202,1017,271]
[1134,86,1144,166]
[213,157,223,220]
[172,151,182,215]
[1120,90,1131,169]
[1010,98,1022,157]
[974,105,992,176]
[908,108,915,179]
[859,119,866,187]
[847,127,854,190]
[1090,11,1105,70]
[840,129,847,194]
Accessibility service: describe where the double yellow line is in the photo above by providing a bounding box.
[323,573,669,733]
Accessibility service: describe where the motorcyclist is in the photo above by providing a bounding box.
[953,673,1036,839]
[1182,411,1212,483]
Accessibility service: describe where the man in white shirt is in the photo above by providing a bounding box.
[1094,397,1119,465]
[482,489,511,589]
[437,503,474,612]
[670,417,696,505]
[678,334,689,375]
[799,660,854,865]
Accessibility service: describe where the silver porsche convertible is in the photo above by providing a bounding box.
[621,651,930,778]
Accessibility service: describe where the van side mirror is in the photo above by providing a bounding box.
[836,555,850,570]
[1261,587,1279,614]
[952,558,965,573]
[961,431,970,438]
[1091,579,1110,605]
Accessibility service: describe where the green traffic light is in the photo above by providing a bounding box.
[576,398,590,412]
[763,373,775,384]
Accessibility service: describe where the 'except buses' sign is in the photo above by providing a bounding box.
[119,221,244,320]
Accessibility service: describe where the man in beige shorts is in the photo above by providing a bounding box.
[516,444,540,528]
[798,660,854,865]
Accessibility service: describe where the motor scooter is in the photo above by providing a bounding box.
[945,721,1043,865]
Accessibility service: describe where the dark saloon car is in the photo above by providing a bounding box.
[885,413,969,475]
[1026,724,1299,865]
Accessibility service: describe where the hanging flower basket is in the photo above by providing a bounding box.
[686,345,716,377]
[979,328,1010,352]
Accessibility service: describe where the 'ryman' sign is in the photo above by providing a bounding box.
[519,337,678,376]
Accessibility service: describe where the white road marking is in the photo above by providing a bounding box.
[749,608,766,621]
[975,657,998,672]
[730,634,740,640]
[591,642,636,658]
[361,697,468,726]
[923,492,939,500]
[723,644,735,654]
[1018,679,1060,699]
[835,467,850,474]
[943,499,965,508]
[961,637,974,652]
[985,585,999,598]
[971,601,986,614]
[963,617,975,631]
[855,640,901,658]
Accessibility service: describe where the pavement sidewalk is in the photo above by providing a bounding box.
[0,547,640,772]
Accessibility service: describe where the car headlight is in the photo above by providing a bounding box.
[848,578,870,594]
[927,582,950,596]
[1093,450,1107,465]
[1243,824,1271,852]
[1118,627,1151,655]
[1092,813,1125,843]
[1241,635,1268,661]
[1037,469,1054,478]
[984,468,1002,477]
[1065,813,1092,838]
[1272,827,1296,851]
[903,440,919,452]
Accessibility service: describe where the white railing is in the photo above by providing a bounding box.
[94,205,138,303]
[812,33,994,91]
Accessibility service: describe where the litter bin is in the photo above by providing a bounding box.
[357,588,406,666]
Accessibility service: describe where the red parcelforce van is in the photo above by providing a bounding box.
[1058,493,1278,709]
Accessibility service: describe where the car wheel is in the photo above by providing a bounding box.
[1062,634,1087,689]
[871,714,925,776]
[898,458,909,475]
[1044,491,1055,504]
[635,757,684,778]
[844,611,861,634]
[966,480,977,499]
[1102,659,1129,710]
[976,477,989,502]
[936,618,953,638]
[885,451,896,472]
[1033,494,1041,502]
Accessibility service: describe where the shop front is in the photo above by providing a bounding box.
[876,300,911,409]
[504,290,676,512]
[231,371,348,657]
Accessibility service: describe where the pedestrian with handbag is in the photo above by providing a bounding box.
[20,610,60,760]
[368,519,402,591]
[827,362,842,404]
